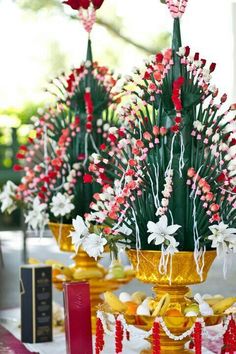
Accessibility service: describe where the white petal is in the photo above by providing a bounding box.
[166,224,181,235]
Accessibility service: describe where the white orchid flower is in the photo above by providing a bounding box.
[208,222,236,255]
[69,215,89,252]
[147,215,181,248]
[82,233,107,260]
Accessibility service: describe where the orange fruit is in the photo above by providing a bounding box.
[125,301,138,315]
[52,268,62,282]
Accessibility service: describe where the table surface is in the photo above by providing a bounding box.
[0,308,218,354]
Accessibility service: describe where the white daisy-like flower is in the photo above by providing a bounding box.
[0,181,18,214]
[25,197,48,231]
[208,222,236,255]
[50,193,74,217]
[82,233,107,260]
[69,215,89,252]
[147,215,181,248]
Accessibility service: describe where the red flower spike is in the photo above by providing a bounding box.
[13,164,23,171]
[115,319,124,354]
[209,63,216,73]
[91,0,104,9]
[193,321,202,354]
[95,318,105,354]
[83,174,93,183]
[152,321,161,354]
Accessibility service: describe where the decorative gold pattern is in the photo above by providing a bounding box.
[127,249,217,353]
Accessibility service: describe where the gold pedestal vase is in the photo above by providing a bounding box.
[127,249,217,353]
[48,222,133,332]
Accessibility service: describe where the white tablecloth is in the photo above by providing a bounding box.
[0,308,215,354]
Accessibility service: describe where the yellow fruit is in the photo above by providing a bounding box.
[73,268,103,280]
[59,266,73,280]
[28,258,40,264]
[152,294,170,317]
[212,297,236,314]
[45,259,64,267]
[184,304,200,316]
[131,291,147,305]
[104,292,128,313]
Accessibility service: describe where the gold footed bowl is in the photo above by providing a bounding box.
[127,249,217,353]
[48,222,134,332]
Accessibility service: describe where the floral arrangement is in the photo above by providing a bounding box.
[0,0,120,236]
[70,2,236,274]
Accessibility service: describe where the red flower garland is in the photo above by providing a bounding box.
[95,317,105,354]
[84,88,94,132]
[115,318,124,354]
[152,319,161,354]
[222,317,236,354]
[193,320,202,354]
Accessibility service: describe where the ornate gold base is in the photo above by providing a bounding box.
[127,249,216,354]
[48,222,133,333]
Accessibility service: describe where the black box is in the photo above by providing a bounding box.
[20,264,52,343]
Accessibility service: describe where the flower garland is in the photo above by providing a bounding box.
[96,311,233,351]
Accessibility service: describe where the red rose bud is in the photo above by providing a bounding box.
[185,46,190,56]
[209,62,216,73]
[83,174,93,183]
[86,122,92,130]
[91,0,104,9]
[201,59,206,67]
[16,153,25,159]
[13,164,23,171]
[217,172,226,183]
[28,137,34,144]
[63,0,81,10]
[80,0,90,8]
[194,52,199,61]
[143,71,151,80]
[19,145,28,152]
[220,93,227,103]
[100,144,106,151]
[156,53,164,63]
[175,117,182,124]
[108,134,117,143]
[170,125,179,133]
[38,192,45,200]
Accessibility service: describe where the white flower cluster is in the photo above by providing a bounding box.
[70,215,107,259]
[0,181,17,214]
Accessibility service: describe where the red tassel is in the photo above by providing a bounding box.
[152,320,161,354]
[193,321,202,354]
[115,318,124,354]
[95,317,104,354]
